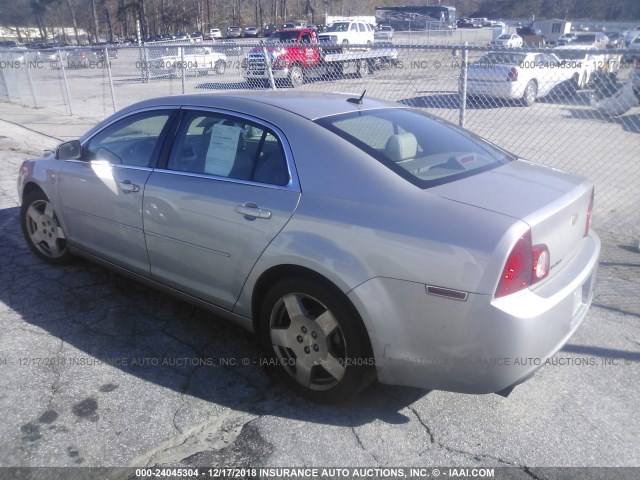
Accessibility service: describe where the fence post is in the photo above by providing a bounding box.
[57,49,73,115]
[458,42,468,128]
[25,62,39,108]
[0,52,9,102]
[105,47,117,112]
[180,47,186,94]
[139,44,148,83]
[263,46,276,90]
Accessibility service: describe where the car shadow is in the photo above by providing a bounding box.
[0,205,428,427]
[537,90,592,107]
[562,108,640,134]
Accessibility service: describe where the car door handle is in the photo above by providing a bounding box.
[236,203,272,219]
[119,180,140,193]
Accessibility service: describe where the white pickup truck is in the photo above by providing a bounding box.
[149,45,227,78]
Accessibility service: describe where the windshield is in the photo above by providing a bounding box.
[475,52,527,65]
[316,108,512,188]
[268,31,300,42]
[575,34,596,43]
[325,22,349,32]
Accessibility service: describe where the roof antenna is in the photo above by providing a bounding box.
[347,90,366,105]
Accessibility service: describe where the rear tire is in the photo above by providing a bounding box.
[521,80,538,106]
[289,64,304,88]
[215,59,226,75]
[258,278,375,403]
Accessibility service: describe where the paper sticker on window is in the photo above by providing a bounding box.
[205,123,241,176]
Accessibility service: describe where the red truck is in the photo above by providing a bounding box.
[242,28,398,87]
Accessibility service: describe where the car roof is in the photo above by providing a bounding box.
[116,91,403,121]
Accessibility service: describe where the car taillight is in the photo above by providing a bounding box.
[507,67,518,81]
[585,189,594,236]
[495,230,550,298]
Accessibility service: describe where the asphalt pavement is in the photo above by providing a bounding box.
[0,103,638,475]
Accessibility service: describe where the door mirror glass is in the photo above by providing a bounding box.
[55,140,82,160]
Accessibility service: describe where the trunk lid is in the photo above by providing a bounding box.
[431,159,594,280]
[467,63,515,83]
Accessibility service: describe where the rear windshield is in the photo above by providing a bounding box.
[475,52,527,65]
[315,108,512,188]
[268,31,300,42]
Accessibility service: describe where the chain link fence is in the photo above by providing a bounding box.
[0,40,638,241]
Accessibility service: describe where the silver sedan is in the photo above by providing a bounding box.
[17,92,600,403]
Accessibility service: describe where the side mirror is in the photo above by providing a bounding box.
[55,140,82,160]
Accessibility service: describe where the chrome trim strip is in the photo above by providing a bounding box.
[151,168,297,192]
[80,105,180,147]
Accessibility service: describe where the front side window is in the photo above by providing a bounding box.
[84,111,171,166]
[316,108,512,188]
[167,111,289,186]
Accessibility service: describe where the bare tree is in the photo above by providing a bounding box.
[66,0,80,44]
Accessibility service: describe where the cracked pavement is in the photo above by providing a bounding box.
[0,106,639,473]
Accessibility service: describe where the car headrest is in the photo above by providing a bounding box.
[384,133,418,163]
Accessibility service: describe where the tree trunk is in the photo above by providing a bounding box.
[90,0,100,43]
[66,0,80,45]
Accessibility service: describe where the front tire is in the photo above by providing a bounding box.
[259,278,375,403]
[215,59,226,75]
[21,190,72,264]
[356,59,370,78]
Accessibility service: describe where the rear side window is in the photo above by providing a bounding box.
[316,108,513,188]
[167,111,289,186]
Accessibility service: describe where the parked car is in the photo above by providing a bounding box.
[623,26,640,44]
[213,40,243,57]
[28,47,61,63]
[457,19,475,29]
[209,28,222,39]
[556,32,577,45]
[554,45,602,90]
[464,51,580,106]
[244,26,260,38]
[626,33,640,55]
[191,31,204,42]
[493,34,523,48]
[263,25,277,37]
[604,31,624,49]
[66,48,100,68]
[374,24,394,42]
[149,46,227,78]
[19,92,599,403]
[91,43,118,60]
[572,32,609,49]
[226,26,242,38]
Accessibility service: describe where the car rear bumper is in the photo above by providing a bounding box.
[466,79,523,100]
[347,231,600,394]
